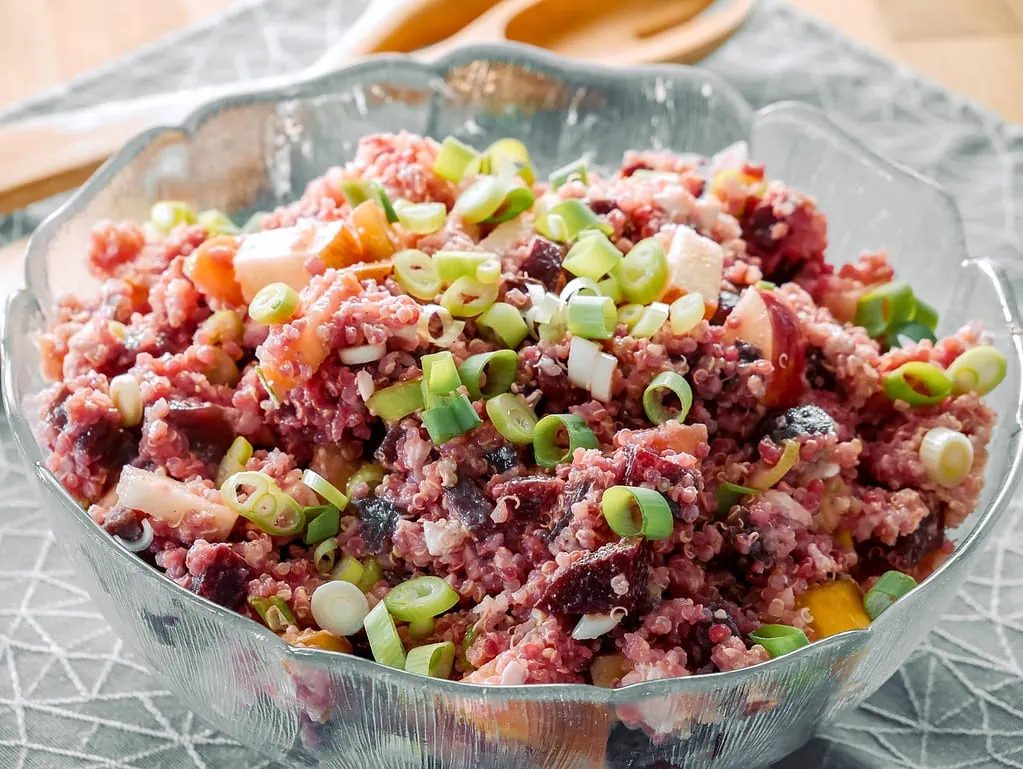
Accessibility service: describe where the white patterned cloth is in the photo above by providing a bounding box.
[1,1,1022,767]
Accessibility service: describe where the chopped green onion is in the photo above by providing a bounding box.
[748,439,801,490]
[256,366,281,406]
[393,249,442,300]
[458,350,518,400]
[920,426,974,487]
[560,276,601,301]
[485,393,537,445]
[882,361,953,406]
[366,379,424,421]
[345,463,386,498]
[331,554,365,584]
[886,322,937,348]
[434,251,496,285]
[643,371,693,425]
[312,580,370,637]
[149,200,196,233]
[475,259,502,284]
[440,275,499,318]
[407,616,435,640]
[485,186,536,224]
[486,138,535,184]
[756,280,777,291]
[216,435,254,488]
[548,199,613,240]
[302,468,349,511]
[716,481,760,515]
[405,641,456,678]
[669,293,705,336]
[476,302,529,349]
[562,233,623,281]
[567,294,617,340]
[619,238,669,304]
[854,282,915,338]
[749,624,809,658]
[434,136,479,183]
[631,170,681,182]
[454,176,508,223]
[394,200,447,234]
[199,309,244,344]
[945,345,1007,395]
[340,180,399,223]
[597,274,622,304]
[601,485,674,540]
[536,212,570,242]
[313,538,338,575]
[418,304,465,347]
[630,302,670,338]
[383,576,460,621]
[249,282,300,325]
[533,413,599,468]
[863,571,917,620]
[197,208,240,235]
[617,303,645,330]
[549,158,588,190]
[366,598,407,668]
[911,298,939,332]
[421,351,461,401]
[422,393,483,444]
[249,595,296,632]
[303,504,341,545]
[221,471,305,536]
[356,558,383,592]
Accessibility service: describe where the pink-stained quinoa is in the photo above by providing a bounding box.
[35,131,997,689]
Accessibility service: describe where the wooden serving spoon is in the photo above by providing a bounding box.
[0,0,751,218]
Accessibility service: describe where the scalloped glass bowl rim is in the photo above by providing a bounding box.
[3,41,1023,704]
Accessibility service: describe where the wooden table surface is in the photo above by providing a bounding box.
[0,0,1020,121]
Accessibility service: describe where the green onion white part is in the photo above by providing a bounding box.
[365,600,407,669]
[920,426,974,487]
[560,277,601,301]
[338,344,386,365]
[311,580,370,637]
[571,609,625,640]
[109,373,143,428]
[115,517,154,553]
[630,302,670,338]
[669,293,705,335]
[417,304,465,347]
[945,345,1007,395]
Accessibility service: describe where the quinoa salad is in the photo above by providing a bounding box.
[34,131,1008,687]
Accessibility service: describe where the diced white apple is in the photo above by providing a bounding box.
[116,466,238,541]
[233,219,349,302]
[721,286,773,359]
[666,225,724,316]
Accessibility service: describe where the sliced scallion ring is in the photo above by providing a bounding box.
[548,158,588,190]
[601,485,674,540]
[597,274,622,304]
[486,138,535,184]
[311,581,369,637]
[440,275,499,318]
[453,176,508,223]
[302,469,350,511]
[562,233,623,281]
[216,435,254,489]
[383,576,460,622]
[485,393,538,445]
[331,554,365,584]
[749,624,809,658]
[475,259,502,284]
[617,303,645,331]
[394,200,447,234]
[886,321,937,349]
[405,640,456,678]
[631,169,681,182]
[747,439,801,491]
[533,413,599,468]
[716,481,761,515]
[642,371,693,425]
[434,251,498,285]
[945,345,1007,395]
[920,426,974,487]
[303,504,341,545]
[458,350,519,400]
[312,538,338,575]
[249,282,300,325]
[421,351,461,401]
[366,379,424,421]
[356,558,383,592]
[340,180,399,223]
[345,463,386,498]
[619,238,669,304]
[434,136,479,183]
[365,600,406,668]
[854,282,915,338]
[476,302,529,349]
[882,361,953,407]
[221,471,305,536]
[669,293,705,336]
[548,199,613,240]
[422,393,483,444]
[863,571,917,620]
[484,186,536,224]
[630,302,670,338]
[418,304,465,347]
[911,298,939,332]
[560,276,601,302]
[407,616,435,640]
[567,294,617,340]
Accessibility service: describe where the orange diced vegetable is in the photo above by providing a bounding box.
[309,444,363,493]
[283,626,353,654]
[184,236,244,305]
[590,653,633,689]
[351,200,400,261]
[833,530,853,550]
[796,580,871,638]
[344,259,394,282]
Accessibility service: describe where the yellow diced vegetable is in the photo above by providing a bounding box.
[797,580,871,638]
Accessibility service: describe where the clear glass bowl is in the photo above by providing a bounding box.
[3,44,1023,769]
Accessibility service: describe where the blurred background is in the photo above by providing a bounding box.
[0,0,1020,120]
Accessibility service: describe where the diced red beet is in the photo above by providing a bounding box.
[373,423,405,469]
[544,480,591,541]
[520,236,564,291]
[166,401,236,458]
[443,475,495,534]
[856,510,945,577]
[492,475,564,522]
[102,506,143,542]
[740,188,828,283]
[536,537,648,616]
[619,446,701,511]
[710,290,741,326]
[189,545,249,608]
[352,496,404,553]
